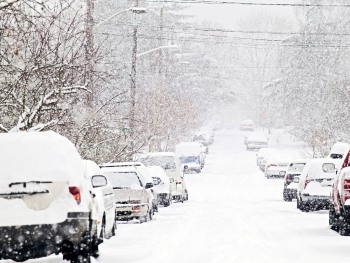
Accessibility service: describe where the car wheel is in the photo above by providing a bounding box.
[329,205,339,231]
[70,230,96,263]
[184,190,189,201]
[339,219,349,236]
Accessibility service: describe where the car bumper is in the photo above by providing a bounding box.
[115,204,149,220]
[0,212,90,261]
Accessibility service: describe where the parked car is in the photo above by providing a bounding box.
[180,155,202,173]
[283,160,308,201]
[0,131,100,263]
[328,142,350,159]
[82,160,116,241]
[245,133,268,150]
[146,166,172,207]
[256,148,279,170]
[329,152,350,235]
[100,162,157,214]
[175,141,206,168]
[135,152,189,202]
[297,158,340,212]
[101,166,154,223]
[239,119,255,131]
[264,157,290,179]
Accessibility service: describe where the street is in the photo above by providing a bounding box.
[5,129,350,263]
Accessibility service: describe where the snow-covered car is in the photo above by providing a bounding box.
[146,166,172,207]
[283,160,308,201]
[264,158,289,179]
[101,166,153,223]
[297,158,341,212]
[180,155,202,173]
[83,160,116,241]
[328,142,350,159]
[329,154,350,235]
[100,162,157,214]
[135,152,189,202]
[0,131,100,263]
[256,148,279,170]
[175,141,206,168]
[245,133,268,150]
[239,119,255,131]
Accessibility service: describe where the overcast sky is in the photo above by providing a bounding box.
[182,0,299,29]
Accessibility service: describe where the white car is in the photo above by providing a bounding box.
[100,162,157,214]
[245,133,268,150]
[175,141,206,168]
[0,131,100,262]
[256,148,279,170]
[135,152,189,202]
[328,142,350,159]
[264,158,290,179]
[147,166,172,207]
[83,160,116,241]
[239,119,255,131]
[297,158,341,212]
[282,160,308,201]
[101,166,154,223]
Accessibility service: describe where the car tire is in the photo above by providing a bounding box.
[184,190,189,201]
[329,205,339,231]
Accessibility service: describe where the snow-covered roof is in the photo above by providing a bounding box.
[329,142,350,155]
[0,131,83,191]
[82,160,104,178]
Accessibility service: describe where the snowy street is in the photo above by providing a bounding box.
[4,129,350,263]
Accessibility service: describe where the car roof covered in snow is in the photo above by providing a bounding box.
[0,131,83,189]
[146,166,168,180]
[82,160,104,178]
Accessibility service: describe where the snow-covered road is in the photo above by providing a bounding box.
[4,129,350,263]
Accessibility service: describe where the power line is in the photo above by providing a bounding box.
[143,0,350,7]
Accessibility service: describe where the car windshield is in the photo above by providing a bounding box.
[179,156,199,164]
[104,172,142,188]
[288,163,306,173]
[138,156,176,170]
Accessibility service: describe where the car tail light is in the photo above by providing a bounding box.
[304,179,310,188]
[132,205,141,211]
[344,179,350,190]
[285,174,291,182]
[69,187,81,204]
[176,181,182,184]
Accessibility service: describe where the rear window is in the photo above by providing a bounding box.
[288,163,306,173]
[104,172,142,188]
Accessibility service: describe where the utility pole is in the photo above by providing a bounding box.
[129,0,139,154]
[85,0,94,105]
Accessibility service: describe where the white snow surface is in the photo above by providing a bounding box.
[3,129,350,263]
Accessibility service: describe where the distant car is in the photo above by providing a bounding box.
[297,158,341,212]
[0,131,100,263]
[256,148,279,170]
[239,119,255,131]
[135,152,189,202]
[264,158,289,179]
[328,142,350,159]
[282,160,308,201]
[246,133,268,150]
[83,160,116,241]
[100,162,157,214]
[147,166,172,207]
[101,166,154,223]
[179,155,202,173]
[175,141,206,168]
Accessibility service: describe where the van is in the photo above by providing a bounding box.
[134,152,189,202]
[0,131,100,263]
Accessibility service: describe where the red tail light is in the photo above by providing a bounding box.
[132,205,141,211]
[286,174,291,182]
[69,187,81,204]
[344,179,350,190]
[176,181,182,184]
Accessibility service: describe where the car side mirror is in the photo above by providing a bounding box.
[91,175,107,188]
